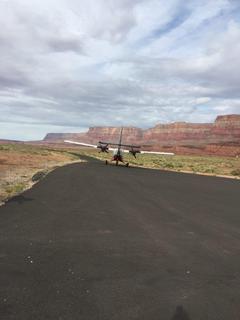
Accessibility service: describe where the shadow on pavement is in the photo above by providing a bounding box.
[170,306,191,320]
[68,152,101,162]
[7,195,33,205]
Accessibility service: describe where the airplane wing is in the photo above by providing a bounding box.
[64,140,116,151]
[121,149,174,155]
[98,141,117,146]
[120,144,141,148]
[122,149,132,153]
[64,140,98,148]
[64,140,174,155]
[140,150,175,155]
[99,141,141,148]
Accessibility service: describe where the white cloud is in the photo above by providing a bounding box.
[0,0,239,139]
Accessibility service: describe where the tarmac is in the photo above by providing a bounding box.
[0,156,239,320]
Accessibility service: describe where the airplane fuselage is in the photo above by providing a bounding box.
[64,126,174,167]
[112,149,124,163]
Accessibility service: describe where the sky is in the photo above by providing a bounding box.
[1,0,240,140]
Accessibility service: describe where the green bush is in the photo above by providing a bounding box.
[165,163,174,169]
[231,169,240,176]
[6,183,26,195]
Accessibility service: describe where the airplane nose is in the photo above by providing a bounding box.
[97,145,109,153]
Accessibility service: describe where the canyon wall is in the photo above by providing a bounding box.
[143,115,240,145]
[43,114,240,156]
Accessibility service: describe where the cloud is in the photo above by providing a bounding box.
[0,0,239,140]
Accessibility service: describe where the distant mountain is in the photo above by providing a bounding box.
[0,139,21,144]
[43,114,240,157]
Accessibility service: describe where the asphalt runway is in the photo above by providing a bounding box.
[0,156,240,320]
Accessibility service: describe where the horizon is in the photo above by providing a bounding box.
[1,113,239,142]
[1,0,240,140]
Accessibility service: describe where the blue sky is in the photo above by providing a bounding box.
[0,0,240,140]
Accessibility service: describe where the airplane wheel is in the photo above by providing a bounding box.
[105,160,108,165]
[126,163,129,167]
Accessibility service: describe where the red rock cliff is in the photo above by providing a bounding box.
[87,127,143,143]
[43,114,240,156]
[143,122,213,145]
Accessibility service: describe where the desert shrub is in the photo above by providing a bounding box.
[32,171,47,182]
[0,145,12,151]
[164,162,174,169]
[174,162,183,168]
[231,169,240,176]
[203,168,215,174]
[6,183,25,195]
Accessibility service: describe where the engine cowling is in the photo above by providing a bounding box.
[97,144,109,153]
[129,149,140,158]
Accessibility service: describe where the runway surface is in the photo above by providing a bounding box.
[0,156,239,320]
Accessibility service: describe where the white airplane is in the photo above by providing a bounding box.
[65,127,174,166]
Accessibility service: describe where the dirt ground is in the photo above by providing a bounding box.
[0,144,81,204]
[1,143,239,204]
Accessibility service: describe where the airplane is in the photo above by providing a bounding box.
[64,127,174,166]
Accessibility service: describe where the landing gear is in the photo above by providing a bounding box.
[105,160,108,165]
[116,160,119,166]
[126,162,129,167]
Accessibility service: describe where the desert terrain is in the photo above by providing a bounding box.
[0,144,82,204]
[43,114,240,157]
[0,143,239,205]
[2,113,238,204]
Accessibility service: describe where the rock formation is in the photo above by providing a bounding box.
[43,114,240,156]
[0,139,21,144]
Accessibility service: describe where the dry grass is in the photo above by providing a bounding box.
[74,148,240,178]
[1,143,239,204]
[0,144,82,204]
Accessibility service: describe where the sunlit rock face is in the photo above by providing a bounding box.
[43,114,240,156]
[44,127,143,144]
[87,127,143,144]
[43,133,87,142]
[143,122,213,145]
[211,115,240,142]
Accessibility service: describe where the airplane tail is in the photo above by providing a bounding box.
[119,127,123,146]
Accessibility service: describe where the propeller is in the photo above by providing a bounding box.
[129,149,140,158]
[97,144,109,153]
